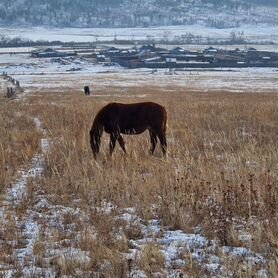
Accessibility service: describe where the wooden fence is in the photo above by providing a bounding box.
[2,71,21,98]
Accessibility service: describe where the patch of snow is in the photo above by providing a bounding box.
[246,160,259,168]
[239,232,252,243]
[222,246,265,264]
[119,207,268,277]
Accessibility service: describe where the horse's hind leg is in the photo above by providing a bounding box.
[110,132,126,155]
[157,130,167,156]
[118,135,126,153]
[149,130,157,154]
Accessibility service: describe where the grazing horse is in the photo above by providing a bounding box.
[84,86,90,96]
[90,102,167,157]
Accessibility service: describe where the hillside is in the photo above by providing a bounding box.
[0,0,277,28]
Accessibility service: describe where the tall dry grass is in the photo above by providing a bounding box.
[29,88,276,274]
[1,87,277,276]
[0,99,42,275]
[0,101,41,193]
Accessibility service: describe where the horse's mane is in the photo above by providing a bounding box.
[91,103,117,132]
[91,108,104,134]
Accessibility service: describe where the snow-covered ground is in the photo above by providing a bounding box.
[121,208,267,277]
[1,54,277,94]
[0,47,38,54]
[0,24,277,43]
[13,67,277,94]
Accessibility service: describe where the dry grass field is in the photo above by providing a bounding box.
[0,83,277,277]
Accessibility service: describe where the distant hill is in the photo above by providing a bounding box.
[0,0,277,28]
[244,0,277,6]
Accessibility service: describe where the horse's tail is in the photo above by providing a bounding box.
[160,106,167,156]
[162,106,167,134]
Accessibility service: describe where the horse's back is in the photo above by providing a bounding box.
[103,102,166,115]
[97,102,166,134]
[104,102,166,122]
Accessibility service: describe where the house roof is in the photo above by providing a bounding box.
[170,47,185,53]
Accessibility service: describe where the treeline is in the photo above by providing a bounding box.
[0,31,275,49]
[0,35,64,48]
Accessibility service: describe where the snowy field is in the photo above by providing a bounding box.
[0,24,277,43]
[1,53,277,94]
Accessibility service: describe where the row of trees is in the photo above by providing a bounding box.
[3,30,275,48]
[157,31,247,44]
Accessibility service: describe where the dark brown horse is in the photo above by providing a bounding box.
[84,86,90,96]
[90,102,167,157]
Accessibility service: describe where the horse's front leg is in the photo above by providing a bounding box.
[118,135,126,153]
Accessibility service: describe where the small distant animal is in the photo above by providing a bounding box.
[89,102,167,157]
[84,86,90,96]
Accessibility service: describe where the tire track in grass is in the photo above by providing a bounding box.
[0,116,50,277]
[1,115,92,277]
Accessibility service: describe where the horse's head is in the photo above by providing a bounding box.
[90,128,101,158]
